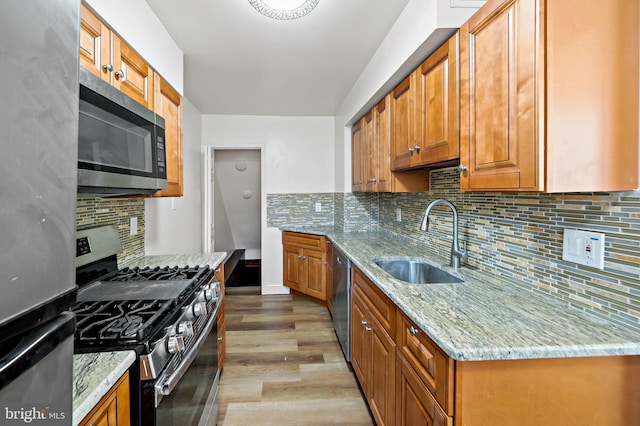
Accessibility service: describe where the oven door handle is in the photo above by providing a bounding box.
[155,298,222,406]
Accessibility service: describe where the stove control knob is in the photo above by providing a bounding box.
[192,302,207,317]
[176,321,194,338]
[198,288,214,302]
[167,335,185,354]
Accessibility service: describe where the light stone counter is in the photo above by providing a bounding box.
[72,351,136,425]
[123,252,227,271]
[281,226,640,361]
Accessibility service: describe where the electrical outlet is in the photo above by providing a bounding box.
[396,208,402,222]
[562,229,605,269]
[315,202,322,212]
[130,216,138,236]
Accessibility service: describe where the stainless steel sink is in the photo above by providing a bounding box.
[374,259,463,284]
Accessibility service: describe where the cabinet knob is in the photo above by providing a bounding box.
[409,326,419,336]
[368,178,377,183]
[456,164,467,173]
[217,336,223,342]
[361,320,367,326]
[407,147,414,154]
[413,145,421,152]
[102,63,113,72]
[115,70,125,79]
[365,326,372,332]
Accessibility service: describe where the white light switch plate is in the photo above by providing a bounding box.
[130,216,138,236]
[315,202,322,212]
[396,208,402,222]
[562,229,605,270]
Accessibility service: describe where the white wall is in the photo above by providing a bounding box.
[85,0,184,94]
[214,150,262,259]
[202,115,335,294]
[145,98,203,254]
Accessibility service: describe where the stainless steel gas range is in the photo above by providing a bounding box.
[71,226,222,426]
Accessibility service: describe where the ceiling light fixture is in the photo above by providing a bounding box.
[248,0,319,20]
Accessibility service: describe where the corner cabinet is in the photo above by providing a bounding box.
[459,0,638,192]
[282,232,327,302]
[152,75,184,197]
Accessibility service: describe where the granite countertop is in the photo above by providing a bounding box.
[72,351,136,425]
[281,226,640,361]
[123,252,227,270]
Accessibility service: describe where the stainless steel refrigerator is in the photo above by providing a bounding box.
[0,0,79,424]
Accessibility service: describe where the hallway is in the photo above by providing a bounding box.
[218,289,374,425]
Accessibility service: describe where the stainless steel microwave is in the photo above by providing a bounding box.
[77,67,167,195]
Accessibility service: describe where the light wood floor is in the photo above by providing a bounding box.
[218,288,374,425]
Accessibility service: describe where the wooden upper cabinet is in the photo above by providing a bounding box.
[372,97,391,192]
[79,4,110,80]
[351,119,364,192]
[363,111,377,191]
[113,38,154,110]
[391,74,416,170]
[152,74,184,197]
[415,32,459,167]
[459,0,638,192]
[80,4,154,111]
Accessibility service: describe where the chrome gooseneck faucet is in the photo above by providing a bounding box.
[420,199,467,269]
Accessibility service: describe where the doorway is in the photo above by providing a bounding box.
[213,149,261,287]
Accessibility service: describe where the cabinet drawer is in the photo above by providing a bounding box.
[282,231,326,251]
[352,266,395,335]
[397,312,454,415]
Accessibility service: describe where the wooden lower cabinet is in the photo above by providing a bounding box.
[282,232,327,301]
[351,268,396,426]
[79,371,130,426]
[397,353,451,426]
[217,298,226,370]
[326,240,334,315]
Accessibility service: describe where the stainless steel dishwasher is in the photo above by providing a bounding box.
[332,247,352,362]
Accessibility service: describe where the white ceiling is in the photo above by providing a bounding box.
[144,0,410,116]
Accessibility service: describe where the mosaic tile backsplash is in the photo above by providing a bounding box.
[267,168,640,332]
[77,197,145,266]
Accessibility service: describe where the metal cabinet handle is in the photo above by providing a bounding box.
[115,70,125,79]
[368,178,377,183]
[413,145,421,152]
[217,337,223,342]
[361,320,367,326]
[102,63,113,72]
[365,326,372,332]
[409,326,419,336]
[407,147,414,154]
[456,164,467,173]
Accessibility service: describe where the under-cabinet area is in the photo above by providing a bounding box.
[281,229,640,426]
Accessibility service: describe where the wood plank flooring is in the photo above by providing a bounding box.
[218,289,374,425]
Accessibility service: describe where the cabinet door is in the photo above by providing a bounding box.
[79,372,130,426]
[416,32,459,166]
[113,37,154,110]
[304,249,326,301]
[369,317,396,426]
[351,290,369,388]
[363,111,377,192]
[218,298,226,370]
[283,245,303,291]
[373,96,392,192]
[153,75,184,197]
[397,355,451,426]
[391,74,416,170]
[351,119,364,192]
[326,241,334,314]
[79,4,110,81]
[459,0,539,191]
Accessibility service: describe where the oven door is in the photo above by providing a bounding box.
[153,309,220,425]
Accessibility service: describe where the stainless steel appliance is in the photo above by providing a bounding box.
[0,0,78,423]
[72,226,222,426]
[332,247,352,362]
[77,67,167,195]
